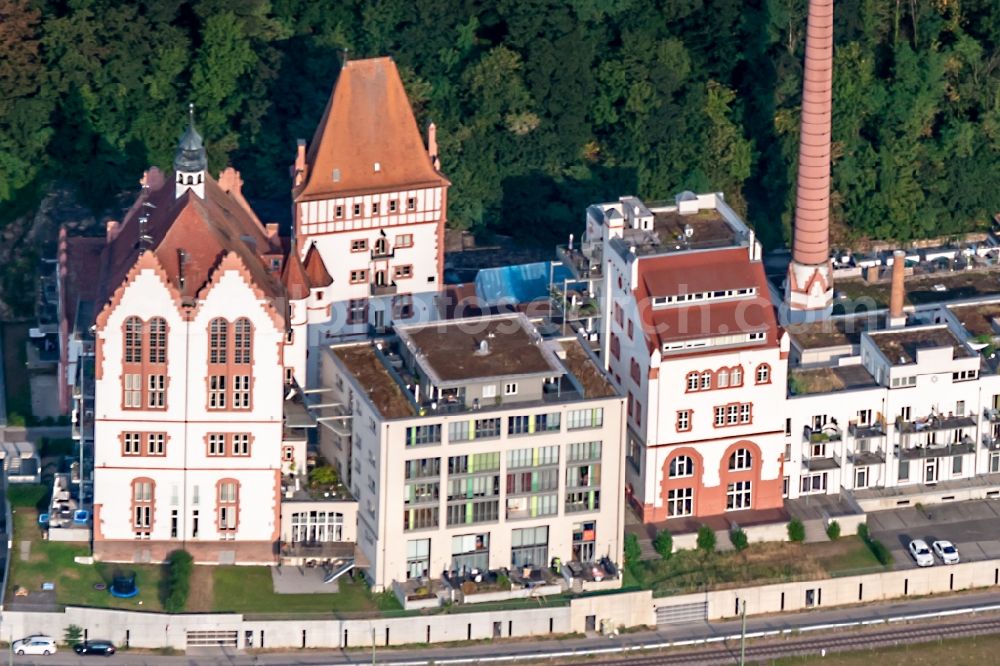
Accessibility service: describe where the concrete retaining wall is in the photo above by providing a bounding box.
[0,591,654,651]
[856,481,1000,513]
[653,558,1000,621]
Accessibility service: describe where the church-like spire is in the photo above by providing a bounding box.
[174,103,207,198]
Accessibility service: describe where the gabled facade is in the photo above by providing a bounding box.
[292,57,450,377]
[80,119,307,563]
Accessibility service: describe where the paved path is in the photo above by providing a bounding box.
[10,589,1000,665]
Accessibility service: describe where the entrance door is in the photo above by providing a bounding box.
[925,459,938,484]
[374,309,385,331]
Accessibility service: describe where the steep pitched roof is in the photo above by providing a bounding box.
[295,57,448,200]
[93,168,287,322]
[282,243,312,300]
[303,243,333,287]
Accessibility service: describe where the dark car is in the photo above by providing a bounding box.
[73,640,116,656]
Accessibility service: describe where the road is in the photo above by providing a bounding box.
[9,589,1000,665]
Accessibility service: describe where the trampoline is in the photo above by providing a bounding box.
[109,570,138,598]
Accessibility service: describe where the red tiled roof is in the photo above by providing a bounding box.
[295,57,448,200]
[303,243,332,287]
[635,248,779,354]
[63,236,104,331]
[282,242,312,300]
[92,168,286,321]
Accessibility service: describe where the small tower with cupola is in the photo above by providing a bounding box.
[174,104,207,199]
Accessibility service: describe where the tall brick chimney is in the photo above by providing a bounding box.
[889,250,906,326]
[785,0,835,321]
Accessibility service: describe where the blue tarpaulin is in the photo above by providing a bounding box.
[474,262,578,306]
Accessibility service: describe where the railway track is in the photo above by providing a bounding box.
[587,614,1000,665]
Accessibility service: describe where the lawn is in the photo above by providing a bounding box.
[2,322,31,425]
[773,631,1000,665]
[7,506,167,611]
[213,566,402,615]
[631,537,887,597]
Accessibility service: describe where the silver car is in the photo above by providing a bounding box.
[932,540,960,564]
[909,539,934,567]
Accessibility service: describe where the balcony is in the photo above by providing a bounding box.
[556,244,602,280]
[370,281,397,297]
[896,414,977,434]
[897,438,976,460]
[849,421,886,439]
[802,426,842,444]
[802,456,840,472]
[986,407,1000,423]
[371,247,394,260]
[983,434,1000,451]
[848,449,886,466]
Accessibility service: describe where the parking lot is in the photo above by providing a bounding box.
[868,499,1000,569]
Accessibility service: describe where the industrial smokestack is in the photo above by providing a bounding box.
[784,0,835,321]
[889,250,906,326]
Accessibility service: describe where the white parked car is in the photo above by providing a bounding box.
[932,540,960,564]
[909,539,934,567]
[12,635,57,655]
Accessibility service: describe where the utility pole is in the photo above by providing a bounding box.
[739,599,747,666]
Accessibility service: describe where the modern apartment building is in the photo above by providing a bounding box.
[557,193,787,523]
[318,313,626,590]
[292,56,450,376]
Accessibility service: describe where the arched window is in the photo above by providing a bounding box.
[700,371,712,390]
[729,448,753,471]
[374,237,388,256]
[124,317,143,364]
[717,368,729,388]
[209,318,228,364]
[686,372,699,391]
[756,364,771,384]
[669,455,694,478]
[233,318,252,364]
[186,175,193,185]
[731,366,743,387]
[147,317,167,364]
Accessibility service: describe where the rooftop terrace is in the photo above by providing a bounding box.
[332,345,416,419]
[616,208,742,257]
[560,341,617,398]
[789,365,878,396]
[869,327,973,366]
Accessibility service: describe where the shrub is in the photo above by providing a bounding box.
[857,523,869,542]
[787,518,806,543]
[826,520,841,541]
[696,525,716,553]
[496,573,512,590]
[730,528,748,552]
[308,465,338,488]
[870,539,892,565]
[623,533,641,566]
[653,529,673,560]
[163,550,194,612]
[64,624,83,646]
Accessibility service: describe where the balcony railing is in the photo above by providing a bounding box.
[803,428,842,444]
[371,282,398,296]
[371,247,394,260]
[986,408,1000,423]
[983,434,1000,451]
[897,438,976,460]
[848,449,886,465]
[849,421,886,439]
[896,414,977,434]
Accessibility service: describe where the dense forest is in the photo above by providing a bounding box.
[3,0,1000,260]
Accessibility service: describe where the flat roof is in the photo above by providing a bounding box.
[333,345,416,419]
[949,303,1000,339]
[619,209,740,257]
[396,314,564,386]
[789,315,884,350]
[790,365,878,395]
[560,340,617,399]
[868,327,973,365]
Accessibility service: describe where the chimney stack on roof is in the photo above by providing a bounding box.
[293,139,307,187]
[428,122,440,171]
[889,250,907,326]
